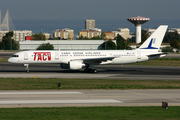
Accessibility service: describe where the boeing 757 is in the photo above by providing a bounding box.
[8,25,168,73]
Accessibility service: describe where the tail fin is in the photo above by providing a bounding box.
[138,25,168,52]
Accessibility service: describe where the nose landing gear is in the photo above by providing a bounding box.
[24,64,29,73]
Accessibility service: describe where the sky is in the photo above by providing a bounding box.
[0,0,180,34]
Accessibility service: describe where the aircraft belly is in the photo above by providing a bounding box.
[112,58,123,64]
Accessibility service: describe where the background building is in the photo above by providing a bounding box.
[53,28,74,40]
[168,28,180,34]
[0,30,32,41]
[87,30,101,39]
[85,19,95,30]
[143,28,156,36]
[13,30,32,41]
[79,30,88,38]
[79,29,101,39]
[103,31,114,40]
[43,33,51,40]
[19,40,116,50]
[112,28,130,40]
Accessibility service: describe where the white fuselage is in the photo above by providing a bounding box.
[8,50,156,65]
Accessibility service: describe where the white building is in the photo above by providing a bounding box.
[43,33,51,40]
[0,30,32,41]
[89,28,101,32]
[112,28,130,40]
[143,28,156,35]
[19,40,116,50]
[168,28,180,34]
[13,30,32,41]
[53,28,74,40]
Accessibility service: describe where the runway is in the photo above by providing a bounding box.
[1,62,180,80]
[0,90,179,108]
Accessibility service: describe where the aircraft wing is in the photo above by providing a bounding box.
[72,57,115,64]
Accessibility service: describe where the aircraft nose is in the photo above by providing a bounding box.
[8,58,13,63]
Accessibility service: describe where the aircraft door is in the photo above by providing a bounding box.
[55,52,59,60]
[24,52,28,60]
[137,51,141,59]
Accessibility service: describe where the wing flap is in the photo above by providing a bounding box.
[72,57,115,64]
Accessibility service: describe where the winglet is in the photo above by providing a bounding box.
[138,25,168,51]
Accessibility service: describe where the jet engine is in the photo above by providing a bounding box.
[69,60,85,70]
[60,60,85,70]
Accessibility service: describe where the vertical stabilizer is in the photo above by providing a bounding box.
[138,25,168,51]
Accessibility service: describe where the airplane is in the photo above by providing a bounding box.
[8,25,168,73]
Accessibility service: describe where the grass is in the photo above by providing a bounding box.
[131,58,180,66]
[0,107,179,120]
[0,58,7,62]
[0,78,180,90]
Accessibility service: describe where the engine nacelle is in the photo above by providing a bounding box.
[69,60,85,70]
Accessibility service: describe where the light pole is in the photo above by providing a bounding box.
[41,26,44,40]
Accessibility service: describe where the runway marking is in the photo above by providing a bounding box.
[0,92,84,95]
[31,76,39,78]
[0,99,123,104]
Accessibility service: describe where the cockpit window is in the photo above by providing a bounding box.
[12,55,19,57]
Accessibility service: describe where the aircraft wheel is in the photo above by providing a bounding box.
[84,69,88,72]
[90,69,97,73]
[93,69,97,73]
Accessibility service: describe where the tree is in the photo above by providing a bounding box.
[37,43,54,50]
[101,40,117,50]
[163,32,180,43]
[140,30,149,45]
[32,33,46,40]
[78,35,89,40]
[101,32,106,40]
[116,34,126,50]
[0,31,19,50]
[91,36,101,40]
[170,39,180,49]
[162,47,173,52]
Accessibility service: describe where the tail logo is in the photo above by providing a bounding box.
[140,38,158,49]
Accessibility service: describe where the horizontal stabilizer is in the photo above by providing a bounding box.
[147,53,167,57]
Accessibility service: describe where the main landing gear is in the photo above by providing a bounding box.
[84,64,97,73]
[84,68,97,73]
[24,64,29,73]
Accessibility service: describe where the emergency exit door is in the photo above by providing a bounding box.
[55,52,59,60]
[137,51,141,59]
[24,52,28,60]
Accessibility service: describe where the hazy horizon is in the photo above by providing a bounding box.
[11,18,180,35]
[1,0,180,35]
